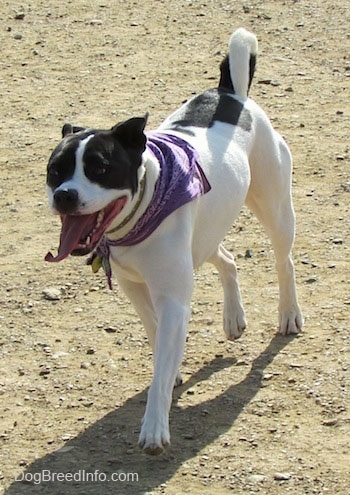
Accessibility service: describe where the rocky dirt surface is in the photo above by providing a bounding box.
[0,0,349,493]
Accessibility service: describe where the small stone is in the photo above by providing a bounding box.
[274,472,292,481]
[184,434,194,440]
[15,12,25,20]
[236,359,248,366]
[322,418,338,426]
[305,277,318,284]
[245,249,253,258]
[56,445,75,453]
[248,474,266,483]
[86,348,95,355]
[14,33,23,40]
[263,373,274,381]
[39,367,51,376]
[42,287,61,301]
[332,238,343,244]
[90,19,103,25]
[80,362,90,369]
[105,326,117,333]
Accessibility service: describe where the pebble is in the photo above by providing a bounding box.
[245,249,253,258]
[332,238,343,244]
[105,326,118,333]
[39,368,51,376]
[42,287,61,301]
[248,474,266,483]
[274,472,292,481]
[258,79,280,86]
[322,418,338,426]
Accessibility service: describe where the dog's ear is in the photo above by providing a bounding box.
[61,123,87,138]
[111,114,148,151]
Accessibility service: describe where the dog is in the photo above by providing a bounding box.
[45,28,303,455]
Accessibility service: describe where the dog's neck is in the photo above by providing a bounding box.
[106,172,147,236]
[104,150,160,241]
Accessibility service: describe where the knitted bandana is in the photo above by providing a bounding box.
[89,131,211,288]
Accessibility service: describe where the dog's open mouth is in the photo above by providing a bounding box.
[45,196,128,263]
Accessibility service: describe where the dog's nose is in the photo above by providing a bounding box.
[54,188,79,214]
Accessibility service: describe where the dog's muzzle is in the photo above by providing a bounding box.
[53,188,79,215]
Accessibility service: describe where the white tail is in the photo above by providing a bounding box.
[228,28,258,100]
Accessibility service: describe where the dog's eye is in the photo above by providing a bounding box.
[92,157,109,176]
[95,165,107,175]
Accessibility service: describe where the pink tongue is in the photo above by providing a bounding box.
[45,214,96,262]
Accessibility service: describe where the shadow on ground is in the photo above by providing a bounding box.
[6,335,294,494]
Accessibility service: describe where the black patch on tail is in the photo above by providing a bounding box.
[218,53,257,94]
[248,54,256,92]
[219,55,234,92]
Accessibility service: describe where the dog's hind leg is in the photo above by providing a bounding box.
[209,244,247,340]
[246,132,303,335]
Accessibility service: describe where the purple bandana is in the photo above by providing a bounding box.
[90,132,211,288]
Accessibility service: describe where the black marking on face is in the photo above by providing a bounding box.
[165,88,252,134]
[47,116,147,195]
[47,134,87,190]
[82,132,143,193]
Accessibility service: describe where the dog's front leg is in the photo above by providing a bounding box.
[138,292,191,455]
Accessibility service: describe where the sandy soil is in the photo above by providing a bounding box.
[0,0,349,493]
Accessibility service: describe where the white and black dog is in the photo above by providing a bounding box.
[45,28,303,455]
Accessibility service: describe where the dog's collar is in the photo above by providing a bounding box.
[105,172,147,236]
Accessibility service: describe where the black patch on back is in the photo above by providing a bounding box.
[166,88,252,134]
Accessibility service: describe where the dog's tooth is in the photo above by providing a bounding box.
[97,211,104,227]
[86,236,91,245]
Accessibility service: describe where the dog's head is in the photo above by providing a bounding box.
[45,115,148,262]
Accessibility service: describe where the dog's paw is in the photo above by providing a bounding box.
[138,415,170,456]
[223,304,247,340]
[278,308,303,335]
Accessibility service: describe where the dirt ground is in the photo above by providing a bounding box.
[0,0,349,493]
